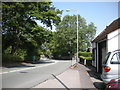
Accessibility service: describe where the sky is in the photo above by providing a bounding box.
[52,2,118,36]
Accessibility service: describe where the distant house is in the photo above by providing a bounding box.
[92,18,120,73]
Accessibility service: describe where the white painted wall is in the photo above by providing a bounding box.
[108,28,120,52]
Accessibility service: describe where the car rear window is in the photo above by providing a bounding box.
[110,52,120,64]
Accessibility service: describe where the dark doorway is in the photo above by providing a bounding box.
[98,40,107,73]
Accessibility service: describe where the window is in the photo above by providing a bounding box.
[111,52,120,64]
[103,52,111,64]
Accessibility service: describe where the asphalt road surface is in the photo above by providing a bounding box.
[2,60,72,88]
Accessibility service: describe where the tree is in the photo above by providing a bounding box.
[51,15,96,59]
[2,2,62,61]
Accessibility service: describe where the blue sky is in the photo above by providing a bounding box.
[52,2,118,36]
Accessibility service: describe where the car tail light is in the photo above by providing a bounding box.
[104,66,111,72]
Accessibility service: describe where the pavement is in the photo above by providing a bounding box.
[33,63,104,89]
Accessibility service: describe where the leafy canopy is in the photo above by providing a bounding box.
[51,15,96,59]
[2,2,62,61]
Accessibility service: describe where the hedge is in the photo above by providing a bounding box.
[2,54,23,63]
[80,56,92,60]
[79,52,92,60]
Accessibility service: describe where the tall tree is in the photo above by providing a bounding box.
[2,2,62,55]
[52,15,96,59]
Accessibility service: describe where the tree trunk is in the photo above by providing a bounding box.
[10,45,17,55]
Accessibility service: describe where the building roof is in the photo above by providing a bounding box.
[92,18,120,42]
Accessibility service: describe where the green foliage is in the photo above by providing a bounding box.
[79,52,92,57]
[80,56,92,60]
[2,2,62,62]
[79,52,92,60]
[2,2,96,62]
[2,54,23,63]
[51,15,96,59]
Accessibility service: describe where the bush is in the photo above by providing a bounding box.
[24,55,40,62]
[79,52,92,65]
[80,56,92,60]
[79,52,92,57]
[2,54,23,63]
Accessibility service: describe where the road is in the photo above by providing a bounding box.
[2,60,73,88]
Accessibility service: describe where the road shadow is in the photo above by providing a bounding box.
[5,63,35,68]
[85,65,102,80]
[84,65,106,89]
[93,82,106,90]
[32,61,54,64]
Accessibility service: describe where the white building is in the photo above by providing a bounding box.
[92,18,120,73]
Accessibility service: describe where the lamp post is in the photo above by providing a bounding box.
[66,9,79,66]
[76,10,79,66]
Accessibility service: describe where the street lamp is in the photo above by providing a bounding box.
[66,9,79,66]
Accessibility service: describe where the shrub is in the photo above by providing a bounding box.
[79,51,92,65]
[79,52,92,57]
[79,51,92,60]
[2,54,23,63]
[80,56,92,60]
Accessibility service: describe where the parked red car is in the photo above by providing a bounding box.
[105,77,120,90]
